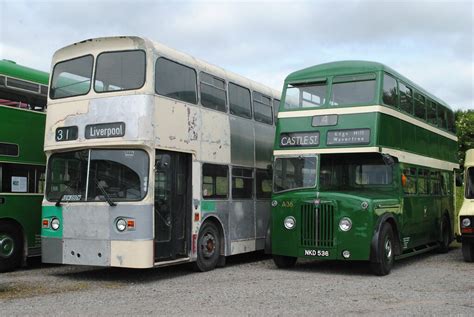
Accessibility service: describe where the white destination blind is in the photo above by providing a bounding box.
[279,131,320,147]
[85,122,126,139]
[327,128,370,145]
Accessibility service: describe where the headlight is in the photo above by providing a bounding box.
[51,218,60,230]
[116,218,127,232]
[271,200,278,207]
[339,217,352,231]
[284,216,296,230]
[461,218,471,228]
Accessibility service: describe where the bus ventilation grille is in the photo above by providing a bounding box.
[300,203,334,248]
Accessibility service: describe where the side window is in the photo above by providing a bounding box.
[253,92,273,125]
[441,172,450,195]
[0,143,19,156]
[399,82,413,114]
[417,169,429,195]
[0,163,45,194]
[437,104,447,129]
[273,99,280,124]
[427,100,437,125]
[447,110,456,133]
[229,83,252,119]
[200,72,226,112]
[382,73,398,107]
[232,167,253,199]
[155,58,197,104]
[402,167,417,195]
[202,164,228,199]
[430,171,441,195]
[256,169,272,199]
[414,92,426,120]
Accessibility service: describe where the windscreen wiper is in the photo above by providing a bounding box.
[95,179,117,207]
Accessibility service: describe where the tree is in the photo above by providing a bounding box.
[455,109,474,168]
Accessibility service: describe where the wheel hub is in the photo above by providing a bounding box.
[0,235,14,258]
[384,239,392,260]
[200,233,216,259]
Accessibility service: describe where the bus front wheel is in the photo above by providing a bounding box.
[0,223,23,273]
[370,222,394,276]
[273,255,297,269]
[462,242,474,262]
[193,221,221,272]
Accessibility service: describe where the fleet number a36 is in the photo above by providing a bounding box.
[304,249,330,257]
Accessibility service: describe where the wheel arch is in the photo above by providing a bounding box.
[0,217,27,265]
[200,215,226,257]
[370,213,401,263]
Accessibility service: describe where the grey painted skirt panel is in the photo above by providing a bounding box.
[63,239,110,266]
[230,116,255,167]
[204,201,230,256]
[41,238,63,264]
[62,204,154,241]
[229,200,255,241]
[255,200,271,239]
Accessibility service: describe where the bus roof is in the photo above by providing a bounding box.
[52,36,280,99]
[285,60,452,110]
[0,59,49,85]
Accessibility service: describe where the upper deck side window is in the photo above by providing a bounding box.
[330,73,376,106]
[382,73,398,107]
[200,72,226,112]
[399,82,413,115]
[414,91,426,120]
[253,92,273,125]
[94,50,146,93]
[273,99,280,123]
[284,80,327,110]
[50,55,93,99]
[427,99,437,125]
[229,82,252,119]
[155,57,197,104]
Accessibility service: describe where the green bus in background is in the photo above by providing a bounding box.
[0,59,48,272]
[270,61,458,275]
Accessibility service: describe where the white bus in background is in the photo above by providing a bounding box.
[41,36,280,271]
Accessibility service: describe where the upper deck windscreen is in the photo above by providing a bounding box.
[50,55,93,99]
[283,73,376,110]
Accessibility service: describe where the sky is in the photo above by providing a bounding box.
[0,0,473,110]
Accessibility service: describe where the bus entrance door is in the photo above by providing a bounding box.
[154,150,191,261]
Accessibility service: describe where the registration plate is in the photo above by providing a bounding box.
[304,249,330,257]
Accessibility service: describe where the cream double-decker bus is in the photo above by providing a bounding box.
[41,36,280,271]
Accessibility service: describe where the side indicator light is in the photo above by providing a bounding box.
[42,219,49,228]
[127,220,135,229]
[194,213,200,222]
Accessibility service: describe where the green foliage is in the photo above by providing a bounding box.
[455,109,474,167]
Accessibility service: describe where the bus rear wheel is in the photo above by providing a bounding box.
[0,223,23,273]
[436,216,451,254]
[193,222,221,272]
[370,222,394,276]
[462,242,474,262]
[273,255,297,269]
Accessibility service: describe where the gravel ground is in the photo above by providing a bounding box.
[0,244,473,316]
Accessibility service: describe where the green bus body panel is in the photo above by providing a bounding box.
[272,60,456,263]
[41,206,63,238]
[0,60,49,85]
[0,195,43,249]
[0,106,46,165]
[0,62,48,262]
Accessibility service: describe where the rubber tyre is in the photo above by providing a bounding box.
[193,222,221,272]
[273,255,297,269]
[0,223,23,273]
[370,223,395,276]
[436,216,451,254]
[462,242,474,262]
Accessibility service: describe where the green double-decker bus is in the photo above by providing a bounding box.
[0,60,48,272]
[270,61,458,275]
